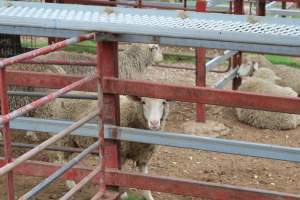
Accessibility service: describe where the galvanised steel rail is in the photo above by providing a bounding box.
[213,67,239,88]
[206,50,238,72]
[4,117,300,163]
[1,1,300,55]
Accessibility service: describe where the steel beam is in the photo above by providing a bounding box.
[3,117,300,163]
[206,50,238,72]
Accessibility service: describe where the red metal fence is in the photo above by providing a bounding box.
[1,0,300,200]
[1,35,300,200]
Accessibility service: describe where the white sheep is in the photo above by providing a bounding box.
[266,64,300,96]
[236,66,300,130]
[241,54,300,96]
[52,93,169,200]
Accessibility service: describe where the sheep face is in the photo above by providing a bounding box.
[237,61,259,77]
[140,97,168,130]
[149,44,163,63]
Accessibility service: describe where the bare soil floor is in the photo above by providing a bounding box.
[1,50,300,200]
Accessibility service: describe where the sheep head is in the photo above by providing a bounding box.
[237,61,259,77]
[129,96,169,130]
[149,44,163,64]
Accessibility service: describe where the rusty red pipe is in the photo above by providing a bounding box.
[0,33,95,68]
[0,68,14,199]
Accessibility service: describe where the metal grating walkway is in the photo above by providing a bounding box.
[0,1,300,55]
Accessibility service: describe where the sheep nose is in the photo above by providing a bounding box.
[150,120,159,127]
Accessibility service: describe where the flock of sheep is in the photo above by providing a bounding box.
[2,43,300,200]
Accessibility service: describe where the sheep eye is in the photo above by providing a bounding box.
[141,101,146,105]
[162,101,166,105]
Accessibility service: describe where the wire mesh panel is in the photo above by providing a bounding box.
[0,0,300,47]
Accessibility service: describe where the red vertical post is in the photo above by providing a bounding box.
[0,68,14,200]
[282,1,287,10]
[96,41,120,196]
[256,0,266,16]
[195,0,207,122]
[232,0,243,90]
[96,43,106,194]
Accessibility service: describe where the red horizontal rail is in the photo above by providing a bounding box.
[6,71,300,114]
[103,77,300,114]
[0,159,299,200]
[6,70,96,91]
[0,33,94,68]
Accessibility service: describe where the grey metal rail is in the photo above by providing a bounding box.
[5,117,300,163]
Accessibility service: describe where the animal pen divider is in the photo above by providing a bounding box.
[1,33,300,200]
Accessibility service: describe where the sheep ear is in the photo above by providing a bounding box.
[253,62,259,71]
[127,95,142,102]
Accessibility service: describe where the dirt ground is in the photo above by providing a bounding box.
[0,50,300,200]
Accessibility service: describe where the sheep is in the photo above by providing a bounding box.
[242,54,300,96]
[236,66,300,130]
[118,44,163,80]
[4,63,66,141]
[265,64,300,96]
[49,43,164,199]
[52,93,169,200]
[54,44,163,78]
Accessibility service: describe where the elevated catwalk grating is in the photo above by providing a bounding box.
[0,1,300,55]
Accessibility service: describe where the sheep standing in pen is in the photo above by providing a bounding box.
[236,63,300,130]
[50,44,165,200]
[52,94,169,200]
